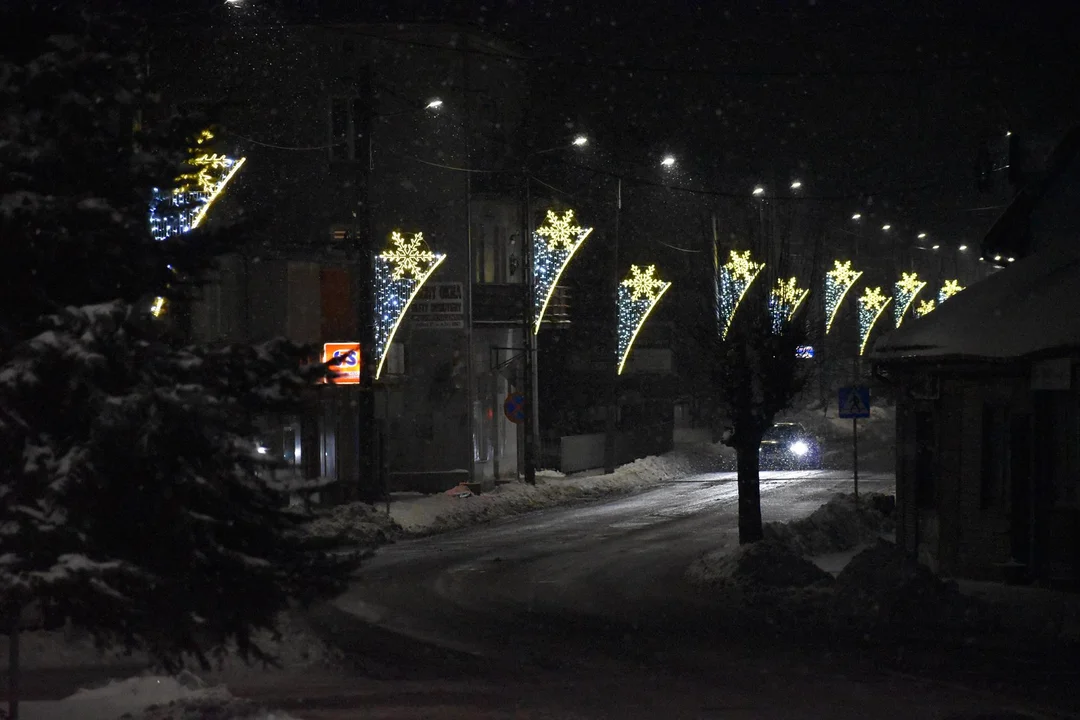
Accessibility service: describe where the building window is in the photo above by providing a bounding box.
[329,97,368,162]
[981,404,1009,508]
[384,343,406,377]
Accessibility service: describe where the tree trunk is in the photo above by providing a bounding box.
[735,442,764,544]
[7,613,19,720]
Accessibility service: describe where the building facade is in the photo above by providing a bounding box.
[155,23,534,497]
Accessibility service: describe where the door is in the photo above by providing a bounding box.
[1009,413,1034,570]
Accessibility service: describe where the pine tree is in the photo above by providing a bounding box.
[0,6,359,713]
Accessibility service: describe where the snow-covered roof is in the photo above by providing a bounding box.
[872,248,1080,361]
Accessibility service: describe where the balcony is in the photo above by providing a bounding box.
[471,283,571,328]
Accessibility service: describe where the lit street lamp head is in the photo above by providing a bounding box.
[959,244,968,251]
[661,155,676,167]
[752,186,765,196]
[932,244,940,250]
[882,224,891,231]
[917,232,927,239]
[425,98,443,109]
[790,180,802,190]
[851,213,862,220]
[572,135,588,146]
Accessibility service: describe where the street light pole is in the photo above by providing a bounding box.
[521,170,536,485]
[603,177,621,474]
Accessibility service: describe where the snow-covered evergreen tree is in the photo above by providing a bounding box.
[0,2,359,686]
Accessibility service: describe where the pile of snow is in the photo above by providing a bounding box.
[831,540,994,640]
[688,539,833,590]
[763,492,895,556]
[19,674,298,720]
[185,611,343,678]
[306,501,402,547]
[391,451,713,535]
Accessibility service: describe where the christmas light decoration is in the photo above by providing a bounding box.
[938,279,964,304]
[149,130,246,241]
[768,276,810,333]
[857,286,891,356]
[147,131,247,317]
[373,231,446,380]
[533,209,593,334]
[717,249,764,340]
[893,271,927,328]
[617,265,671,375]
[916,299,936,317]
[824,260,863,335]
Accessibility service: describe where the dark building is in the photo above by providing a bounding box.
[873,128,1080,585]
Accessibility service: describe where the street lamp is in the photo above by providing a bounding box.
[425,98,444,109]
[520,137,590,484]
[959,244,968,251]
[661,155,676,167]
[790,180,802,190]
[882,224,891,231]
[851,213,862,220]
[917,232,927,239]
[931,244,940,250]
[752,185,765,196]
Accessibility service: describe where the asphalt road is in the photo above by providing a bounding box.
[275,469,1075,719]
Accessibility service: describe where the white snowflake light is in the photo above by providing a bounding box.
[768,276,810,334]
[857,286,891,356]
[617,265,671,375]
[824,260,863,335]
[938,278,964,304]
[373,230,446,380]
[716,249,764,340]
[533,208,593,334]
[893,271,927,328]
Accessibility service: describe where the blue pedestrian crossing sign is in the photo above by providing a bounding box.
[838,386,871,419]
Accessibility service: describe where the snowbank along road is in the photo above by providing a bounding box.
[289,469,1066,719]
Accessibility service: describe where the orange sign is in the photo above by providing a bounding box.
[322,342,361,384]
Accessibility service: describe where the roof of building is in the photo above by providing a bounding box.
[871,247,1080,362]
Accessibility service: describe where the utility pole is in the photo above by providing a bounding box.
[603,177,621,474]
[521,173,536,485]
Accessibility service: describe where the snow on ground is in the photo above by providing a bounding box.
[388,447,725,535]
[0,611,341,676]
[763,491,895,556]
[19,674,298,720]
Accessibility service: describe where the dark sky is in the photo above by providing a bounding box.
[338,0,1080,246]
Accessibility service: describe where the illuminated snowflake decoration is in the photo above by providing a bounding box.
[938,279,965,304]
[857,286,891,356]
[716,249,764,339]
[380,231,437,281]
[374,230,446,379]
[536,209,585,251]
[769,276,810,333]
[622,264,667,302]
[824,259,863,335]
[533,208,593,334]
[916,299,936,317]
[617,265,671,375]
[893,271,927,328]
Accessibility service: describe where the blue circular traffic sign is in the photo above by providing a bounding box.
[504,392,526,424]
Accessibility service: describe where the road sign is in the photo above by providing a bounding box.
[503,392,526,424]
[838,386,870,419]
[322,342,361,384]
[796,345,815,359]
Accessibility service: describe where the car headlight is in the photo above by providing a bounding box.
[789,440,809,456]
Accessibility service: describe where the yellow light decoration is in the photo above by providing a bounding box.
[916,299,936,317]
[373,231,446,380]
[857,286,891,356]
[769,276,810,333]
[150,296,167,318]
[893,271,927,328]
[533,209,593,334]
[187,156,246,231]
[380,230,437,280]
[938,279,965,304]
[617,265,672,375]
[824,260,863,335]
[717,249,764,340]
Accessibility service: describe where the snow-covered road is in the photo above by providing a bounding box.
[273,469,1067,719]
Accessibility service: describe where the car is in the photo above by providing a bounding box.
[759,422,822,470]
